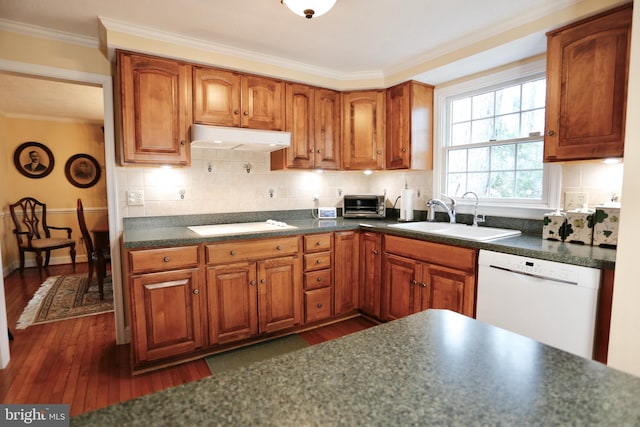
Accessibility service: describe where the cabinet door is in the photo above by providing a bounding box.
[382,254,419,321]
[242,75,285,130]
[342,91,385,170]
[258,256,302,333]
[206,262,258,345]
[544,5,631,161]
[118,52,192,166]
[314,88,341,169]
[386,81,433,170]
[193,67,242,127]
[131,269,203,364]
[334,231,359,315]
[421,264,475,316]
[284,83,315,168]
[359,232,382,318]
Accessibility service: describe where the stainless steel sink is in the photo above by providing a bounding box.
[188,220,297,236]
[387,222,521,242]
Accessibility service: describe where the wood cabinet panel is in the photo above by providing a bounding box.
[129,245,200,274]
[205,236,299,264]
[117,51,192,166]
[314,88,342,169]
[382,254,418,321]
[304,269,332,290]
[193,67,241,127]
[334,231,359,315]
[258,256,302,333]
[242,75,285,130]
[342,90,385,170]
[131,268,203,364]
[303,233,332,252]
[206,262,258,345]
[359,232,382,318]
[304,252,331,272]
[385,81,433,170]
[304,287,332,323]
[384,235,477,272]
[544,4,632,161]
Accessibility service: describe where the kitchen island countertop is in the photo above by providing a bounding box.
[71,310,640,426]
[122,216,617,269]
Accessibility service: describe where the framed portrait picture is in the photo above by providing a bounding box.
[65,154,101,188]
[14,141,55,179]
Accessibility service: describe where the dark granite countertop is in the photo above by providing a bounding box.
[71,310,640,426]
[122,214,616,269]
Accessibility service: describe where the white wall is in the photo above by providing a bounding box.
[607,1,640,377]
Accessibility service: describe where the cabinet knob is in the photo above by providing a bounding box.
[250,280,257,286]
[277,245,283,250]
[180,140,186,146]
[234,110,240,115]
[317,149,322,154]
[547,130,555,136]
[372,249,378,255]
[230,250,237,256]
[401,147,406,152]
[163,256,171,262]
[316,277,323,282]
[411,279,418,286]
[316,241,322,246]
[420,282,428,288]
[309,148,314,153]
[376,149,382,155]
[316,259,322,264]
[192,289,200,294]
[317,303,323,308]
[261,279,266,284]
[243,111,249,116]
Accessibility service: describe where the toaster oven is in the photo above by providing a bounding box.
[343,195,386,218]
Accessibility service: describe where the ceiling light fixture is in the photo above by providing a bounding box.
[281,0,336,19]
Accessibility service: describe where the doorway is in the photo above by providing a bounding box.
[0,59,125,368]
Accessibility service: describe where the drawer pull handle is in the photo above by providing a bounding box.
[316,241,322,246]
[277,245,283,250]
[163,256,171,262]
[316,277,322,282]
[372,249,378,255]
[316,259,322,264]
[317,303,323,308]
[230,250,237,256]
[192,289,200,294]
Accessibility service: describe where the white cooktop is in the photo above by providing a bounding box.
[188,220,297,236]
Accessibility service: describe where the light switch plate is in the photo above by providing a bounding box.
[127,190,144,206]
[564,191,588,210]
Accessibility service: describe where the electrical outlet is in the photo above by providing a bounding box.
[564,192,588,210]
[127,190,144,206]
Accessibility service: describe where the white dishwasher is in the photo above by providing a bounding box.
[476,250,601,359]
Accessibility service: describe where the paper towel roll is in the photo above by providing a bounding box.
[400,189,414,221]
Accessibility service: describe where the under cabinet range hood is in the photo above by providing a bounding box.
[190,124,291,152]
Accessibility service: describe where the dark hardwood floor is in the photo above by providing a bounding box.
[0,263,376,416]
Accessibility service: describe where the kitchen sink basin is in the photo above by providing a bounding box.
[387,222,521,242]
[188,220,297,236]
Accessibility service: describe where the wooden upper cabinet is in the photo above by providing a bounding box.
[342,90,385,170]
[385,81,434,170]
[117,51,192,166]
[544,4,632,162]
[271,83,341,170]
[193,66,285,131]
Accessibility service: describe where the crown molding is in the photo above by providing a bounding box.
[98,17,383,84]
[0,18,98,48]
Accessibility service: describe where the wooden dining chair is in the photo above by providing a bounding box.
[9,197,76,278]
[77,198,110,299]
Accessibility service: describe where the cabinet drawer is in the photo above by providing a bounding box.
[206,236,299,264]
[304,233,332,252]
[128,245,199,274]
[384,235,477,272]
[304,269,332,290]
[304,287,332,323]
[304,252,332,272]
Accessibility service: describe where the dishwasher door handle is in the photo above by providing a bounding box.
[487,264,578,286]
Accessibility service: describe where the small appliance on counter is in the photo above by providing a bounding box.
[343,194,386,218]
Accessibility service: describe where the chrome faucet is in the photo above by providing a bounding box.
[426,195,456,223]
[462,191,485,227]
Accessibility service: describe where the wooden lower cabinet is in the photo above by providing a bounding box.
[130,268,204,366]
[359,232,382,318]
[382,235,477,320]
[334,231,359,316]
[207,256,302,346]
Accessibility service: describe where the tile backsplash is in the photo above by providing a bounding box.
[117,148,622,219]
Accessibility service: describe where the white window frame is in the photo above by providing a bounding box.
[433,58,561,220]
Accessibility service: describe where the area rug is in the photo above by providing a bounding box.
[206,334,310,376]
[16,273,114,330]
